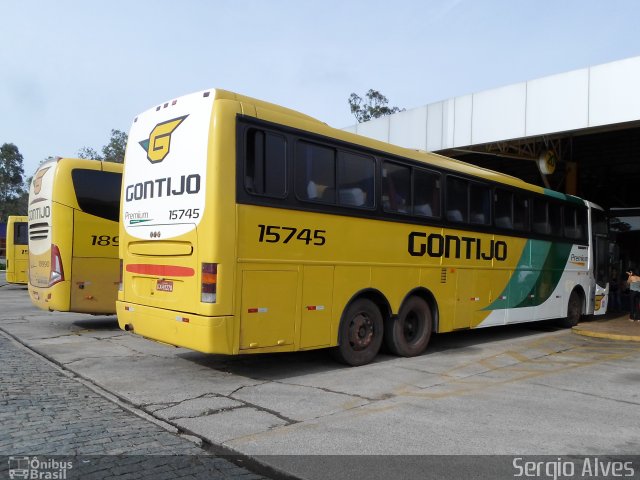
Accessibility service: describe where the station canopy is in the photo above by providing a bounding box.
[344,56,640,213]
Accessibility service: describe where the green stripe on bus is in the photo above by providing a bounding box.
[543,188,584,205]
[485,240,573,310]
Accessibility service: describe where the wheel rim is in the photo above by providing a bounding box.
[348,312,374,351]
[569,295,580,321]
[403,311,421,343]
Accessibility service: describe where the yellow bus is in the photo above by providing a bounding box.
[28,157,122,314]
[117,89,608,366]
[6,215,29,284]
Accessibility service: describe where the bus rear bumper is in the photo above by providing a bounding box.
[116,301,235,354]
[28,282,71,312]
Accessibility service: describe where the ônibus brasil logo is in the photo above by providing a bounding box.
[138,115,188,163]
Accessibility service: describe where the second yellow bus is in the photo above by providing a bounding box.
[28,157,122,313]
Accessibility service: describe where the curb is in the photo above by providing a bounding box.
[572,326,640,342]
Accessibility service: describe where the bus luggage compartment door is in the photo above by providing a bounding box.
[240,269,298,350]
[70,257,119,314]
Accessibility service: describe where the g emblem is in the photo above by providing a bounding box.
[139,115,188,163]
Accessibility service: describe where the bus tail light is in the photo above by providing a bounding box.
[118,259,123,291]
[201,263,217,303]
[49,244,65,287]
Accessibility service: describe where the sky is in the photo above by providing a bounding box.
[2,0,640,178]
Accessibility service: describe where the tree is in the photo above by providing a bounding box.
[348,89,404,123]
[77,146,100,161]
[0,143,27,221]
[78,129,128,163]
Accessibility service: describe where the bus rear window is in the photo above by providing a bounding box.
[14,223,28,245]
[71,169,122,222]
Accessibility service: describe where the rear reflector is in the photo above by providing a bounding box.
[118,259,123,291]
[201,263,217,303]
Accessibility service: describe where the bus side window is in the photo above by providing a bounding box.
[413,168,440,218]
[513,195,530,231]
[564,205,586,240]
[494,189,513,229]
[245,129,287,197]
[549,202,562,235]
[296,141,336,204]
[532,199,550,234]
[470,183,491,225]
[446,177,468,223]
[576,208,587,240]
[564,206,578,239]
[338,152,374,208]
[382,161,410,213]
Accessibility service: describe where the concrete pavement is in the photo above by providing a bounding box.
[0,277,271,480]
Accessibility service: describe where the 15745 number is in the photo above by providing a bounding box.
[258,225,326,245]
[169,208,200,220]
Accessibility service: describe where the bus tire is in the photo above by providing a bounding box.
[384,296,432,357]
[332,298,383,366]
[558,290,582,328]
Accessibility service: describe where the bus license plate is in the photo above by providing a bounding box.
[156,280,174,292]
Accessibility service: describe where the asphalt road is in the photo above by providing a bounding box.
[1,272,639,479]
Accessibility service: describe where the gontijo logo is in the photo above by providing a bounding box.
[32,167,50,194]
[139,115,188,163]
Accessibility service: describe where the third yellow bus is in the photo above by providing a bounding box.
[6,215,28,284]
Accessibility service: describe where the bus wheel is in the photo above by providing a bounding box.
[558,290,582,328]
[384,296,432,357]
[333,298,383,366]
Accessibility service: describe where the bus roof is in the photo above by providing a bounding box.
[214,89,565,198]
[146,89,583,203]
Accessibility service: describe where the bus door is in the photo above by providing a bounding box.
[592,235,609,315]
[591,208,609,315]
